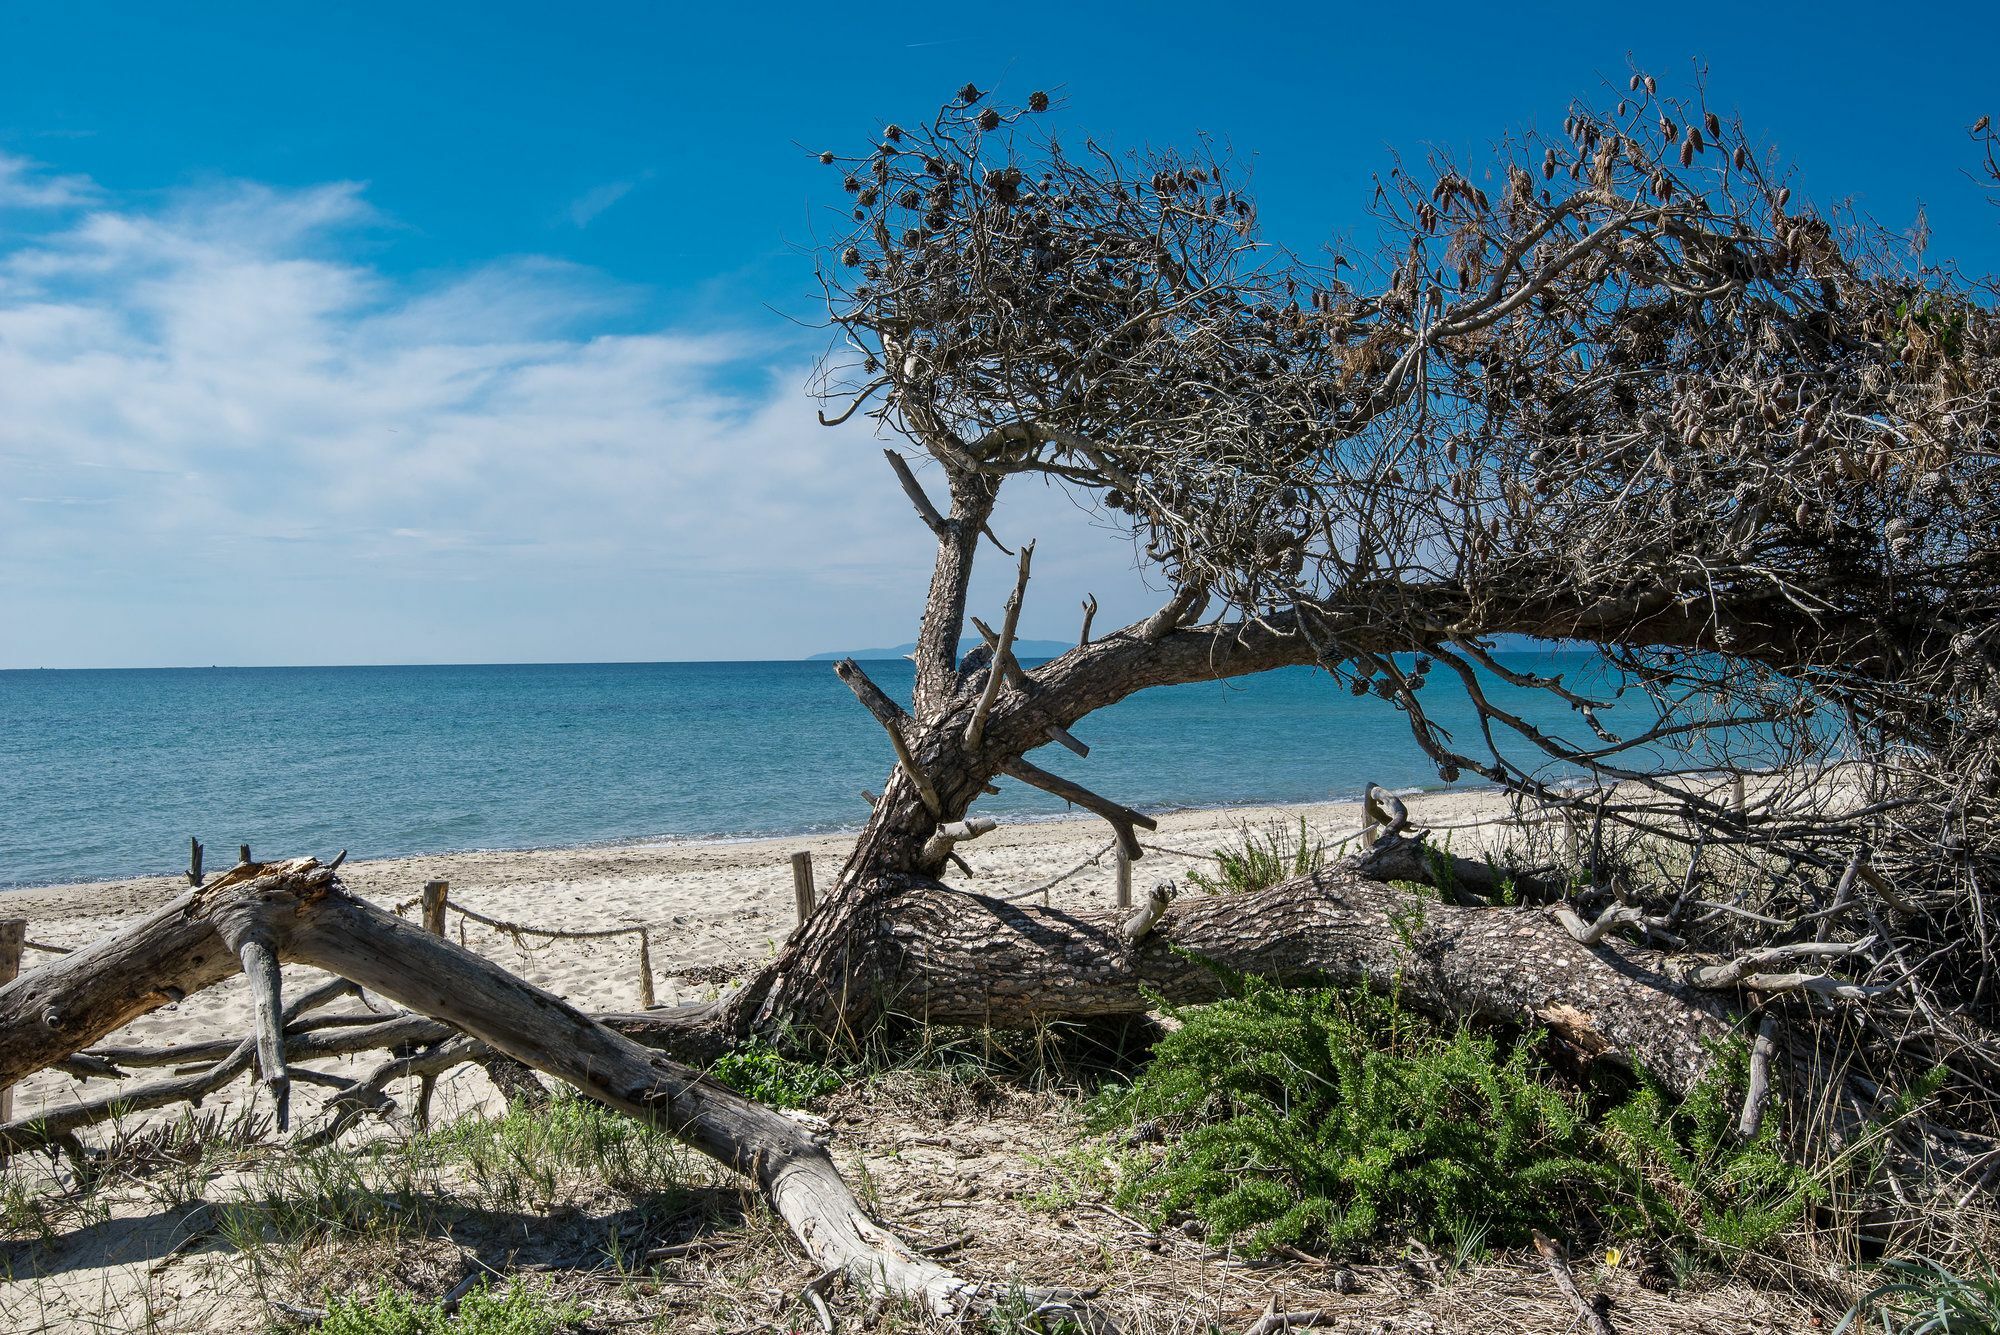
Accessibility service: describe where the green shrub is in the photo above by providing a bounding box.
[709,1039,844,1109]
[1187,817,1327,896]
[1599,1044,1822,1252]
[318,1278,584,1334]
[1094,977,1828,1262]
[1095,978,1605,1255]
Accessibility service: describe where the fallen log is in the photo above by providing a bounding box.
[0,859,983,1317]
[861,870,1740,1086]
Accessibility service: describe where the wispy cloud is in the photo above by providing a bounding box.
[0,157,1146,667]
[565,171,651,228]
[0,150,98,210]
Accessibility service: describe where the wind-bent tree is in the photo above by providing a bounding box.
[4,77,1996,1317]
[745,76,2000,1104]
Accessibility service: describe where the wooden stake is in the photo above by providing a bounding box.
[0,920,21,1128]
[791,852,817,925]
[421,881,449,936]
[239,844,252,866]
[636,929,656,1009]
[1116,846,1133,909]
[1731,773,1748,822]
[187,837,204,887]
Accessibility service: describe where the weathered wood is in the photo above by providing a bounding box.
[834,870,1735,1089]
[791,852,818,925]
[1533,1232,1616,1335]
[1044,723,1089,758]
[234,935,291,1129]
[2,975,367,1149]
[187,837,204,887]
[968,616,1031,689]
[834,658,942,815]
[882,448,947,536]
[1361,785,1386,851]
[1115,846,1133,909]
[239,844,252,865]
[636,929,656,1009]
[0,862,984,1316]
[1738,1012,1780,1140]
[1078,594,1097,647]
[0,920,21,1127]
[965,542,1034,750]
[421,880,449,936]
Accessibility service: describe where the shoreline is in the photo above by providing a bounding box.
[0,779,1489,899]
[0,787,1530,1177]
[2,787,1521,935]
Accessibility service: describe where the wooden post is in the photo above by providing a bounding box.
[791,852,817,925]
[421,880,449,936]
[1731,773,1748,822]
[187,837,204,887]
[636,929,656,1009]
[1116,845,1133,909]
[0,920,21,1127]
[239,844,252,865]
[1361,785,1385,852]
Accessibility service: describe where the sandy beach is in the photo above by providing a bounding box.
[4,788,1523,1129]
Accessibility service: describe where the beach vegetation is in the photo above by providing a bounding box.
[708,1039,845,1110]
[318,1278,586,1335]
[1091,976,1834,1264]
[1840,1253,2000,1334]
[1185,816,1328,896]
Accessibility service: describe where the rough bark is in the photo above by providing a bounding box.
[753,869,1737,1091]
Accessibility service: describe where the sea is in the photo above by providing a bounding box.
[0,650,1640,889]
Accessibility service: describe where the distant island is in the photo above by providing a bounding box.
[807,637,1075,662]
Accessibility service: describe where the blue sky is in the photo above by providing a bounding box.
[2,1,1995,667]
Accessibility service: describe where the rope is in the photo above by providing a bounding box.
[441,900,662,942]
[1136,841,1224,863]
[998,840,1117,903]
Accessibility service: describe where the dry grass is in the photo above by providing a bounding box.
[0,1060,1853,1335]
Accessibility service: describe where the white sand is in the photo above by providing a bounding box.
[2,789,1527,1129]
[0,789,1542,1331]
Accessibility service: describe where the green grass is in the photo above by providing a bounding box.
[1186,817,1327,896]
[318,1278,586,1334]
[1839,1254,2000,1333]
[420,1087,695,1211]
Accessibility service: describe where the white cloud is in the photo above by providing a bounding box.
[0,161,1156,667]
[565,172,649,228]
[0,150,98,210]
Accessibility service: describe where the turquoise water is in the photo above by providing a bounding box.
[0,653,1623,889]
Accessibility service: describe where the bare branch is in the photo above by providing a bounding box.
[833,658,942,815]
[883,449,948,536]
[965,541,1034,750]
[1000,755,1156,859]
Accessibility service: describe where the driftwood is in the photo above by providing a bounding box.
[0,859,982,1317]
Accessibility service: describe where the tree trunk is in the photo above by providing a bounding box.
[730,867,1738,1092]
